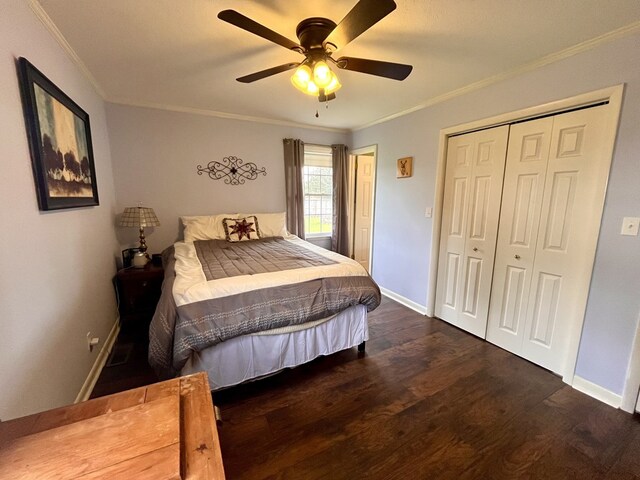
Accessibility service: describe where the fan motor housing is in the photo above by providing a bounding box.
[296,17,337,50]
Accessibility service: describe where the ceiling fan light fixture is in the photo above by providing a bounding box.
[313,60,332,88]
[291,65,316,95]
[293,64,312,83]
[324,71,342,95]
[291,61,341,99]
[306,80,320,95]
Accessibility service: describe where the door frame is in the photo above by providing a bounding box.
[349,144,378,274]
[426,84,624,384]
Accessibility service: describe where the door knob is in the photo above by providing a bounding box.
[473,247,478,252]
[514,254,521,260]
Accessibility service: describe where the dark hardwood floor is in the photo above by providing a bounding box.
[90,325,157,399]
[92,297,640,479]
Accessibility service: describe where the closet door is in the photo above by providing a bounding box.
[435,125,509,337]
[486,117,553,353]
[487,105,614,374]
[520,105,613,373]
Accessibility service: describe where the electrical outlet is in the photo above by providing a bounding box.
[87,332,99,352]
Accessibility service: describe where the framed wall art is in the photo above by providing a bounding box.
[397,156,413,178]
[17,57,99,210]
[121,248,141,268]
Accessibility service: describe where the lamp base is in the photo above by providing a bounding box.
[132,252,149,268]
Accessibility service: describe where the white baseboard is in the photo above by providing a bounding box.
[75,318,120,403]
[380,287,428,315]
[571,375,622,409]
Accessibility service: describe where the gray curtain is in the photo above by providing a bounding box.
[331,144,350,256]
[283,138,305,237]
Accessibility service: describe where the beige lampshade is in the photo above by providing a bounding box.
[119,206,160,228]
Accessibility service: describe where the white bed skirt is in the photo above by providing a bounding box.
[181,304,369,390]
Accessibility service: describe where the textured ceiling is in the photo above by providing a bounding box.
[35,0,640,130]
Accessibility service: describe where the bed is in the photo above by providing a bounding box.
[148,212,381,390]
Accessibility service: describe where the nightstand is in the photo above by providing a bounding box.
[115,262,164,335]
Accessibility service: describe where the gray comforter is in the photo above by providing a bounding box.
[148,238,381,377]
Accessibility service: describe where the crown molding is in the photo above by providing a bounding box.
[28,0,107,99]
[106,98,349,133]
[353,20,640,132]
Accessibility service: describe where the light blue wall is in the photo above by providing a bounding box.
[106,104,349,251]
[353,33,640,395]
[0,0,120,420]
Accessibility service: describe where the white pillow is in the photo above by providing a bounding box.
[181,213,238,242]
[238,212,288,238]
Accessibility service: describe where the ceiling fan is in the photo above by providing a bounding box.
[218,0,413,103]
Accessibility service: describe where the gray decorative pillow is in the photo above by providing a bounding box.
[222,216,261,242]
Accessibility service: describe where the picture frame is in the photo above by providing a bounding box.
[397,156,413,178]
[17,57,99,210]
[121,248,141,268]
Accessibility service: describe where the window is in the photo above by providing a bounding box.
[303,145,333,236]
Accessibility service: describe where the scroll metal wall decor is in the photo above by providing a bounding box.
[197,156,267,185]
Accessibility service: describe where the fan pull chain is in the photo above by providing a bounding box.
[314,99,332,118]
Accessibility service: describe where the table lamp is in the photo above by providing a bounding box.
[119,206,160,267]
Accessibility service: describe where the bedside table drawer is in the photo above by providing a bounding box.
[120,276,162,313]
[115,264,165,318]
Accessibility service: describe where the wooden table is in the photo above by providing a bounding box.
[0,372,225,479]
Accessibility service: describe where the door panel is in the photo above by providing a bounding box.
[499,266,526,333]
[353,155,375,272]
[542,171,577,252]
[529,272,562,347]
[444,253,460,308]
[488,105,614,374]
[436,137,473,321]
[510,174,539,247]
[486,117,553,354]
[521,105,612,373]
[469,176,491,240]
[449,177,468,237]
[436,125,509,337]
[462,256,482,316]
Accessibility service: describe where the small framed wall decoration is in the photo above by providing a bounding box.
[17,57,99,210]
[121,248,141,268]
[397,156,413,178]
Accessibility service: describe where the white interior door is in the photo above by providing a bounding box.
[486,117,553,353]
[488,105,614,374]
[353,155,375,272]
[435,125,509,337]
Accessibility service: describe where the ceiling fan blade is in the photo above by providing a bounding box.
[323,0,397,51]
[218,10,301,51]
[236,63,300,83]
[336,56,412,80]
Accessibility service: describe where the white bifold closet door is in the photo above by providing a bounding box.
[435,125,509,337]
[486,105,613,374]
